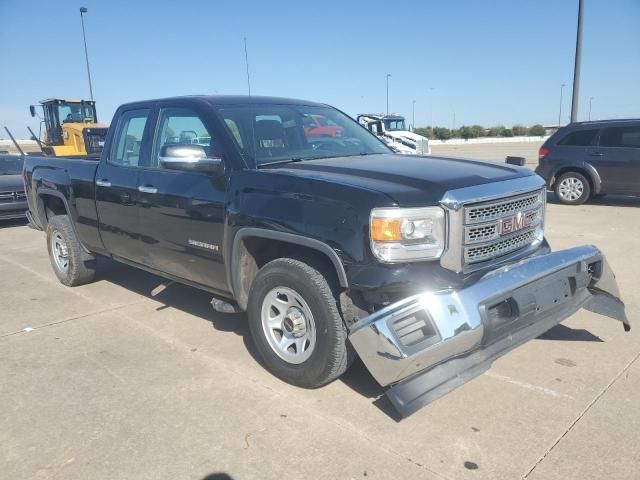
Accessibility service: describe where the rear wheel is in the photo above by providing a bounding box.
[554,171,591,205]
[247,258,352,388]
[46,215,96,286]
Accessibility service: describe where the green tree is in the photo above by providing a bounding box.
[487,125,506,137]
[433,127,451,140]
[502,128,514,137]
[512,125,528,136]
[529,124,546,136]
[458,126,474,139]
[414,127,434,139]
[470,125,484,137]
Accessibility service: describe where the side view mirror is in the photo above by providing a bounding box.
[29,105,37,117]
[159,144,223,173]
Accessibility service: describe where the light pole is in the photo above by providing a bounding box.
[429,87,435,129]
[79,7,94,101]
[411,99,416,131]
[588,96,594,120]
[558,83,566,128]
[570,0,584,123]
[386,74,391,115]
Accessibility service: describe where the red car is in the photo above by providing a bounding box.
[303,115,344,138]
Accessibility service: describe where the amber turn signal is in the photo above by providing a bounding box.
[371,218,402,242]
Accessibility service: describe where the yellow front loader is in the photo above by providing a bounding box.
[29,99,108,157]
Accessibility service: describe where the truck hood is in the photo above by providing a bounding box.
[273,154,534,206]
[385,130,427,143]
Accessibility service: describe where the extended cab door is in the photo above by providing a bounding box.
[95,108,151,263]
[596,125,640,194]
[135,106,229,292]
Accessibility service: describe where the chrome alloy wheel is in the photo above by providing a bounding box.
[50,230,70,274]
[260,287,317,364]
[558,176,585,202]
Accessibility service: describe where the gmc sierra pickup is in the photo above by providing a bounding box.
[24,95,629,417]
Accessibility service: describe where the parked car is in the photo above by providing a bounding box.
[302,114,344,137]
[0,155,27,221]
[535,119,640,204]
[23,96,629,417]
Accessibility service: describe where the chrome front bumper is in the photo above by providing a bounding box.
[348,245,629,417]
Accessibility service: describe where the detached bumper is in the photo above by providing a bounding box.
[348,245,629,417]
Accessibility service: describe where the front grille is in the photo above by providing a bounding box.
[0,191,25,203]
[83,128,108,155]
[465,192,541,224]
[465,229,537,263]
[462,189,545,266]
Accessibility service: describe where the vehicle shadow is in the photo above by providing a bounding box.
[538,323,603,342]
[95,259,258,359]
[201,474,233,480]
[547,191,640,208]
[0,218,28,228]
[94,258,396,417]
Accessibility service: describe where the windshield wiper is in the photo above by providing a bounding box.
[258,158,304,168]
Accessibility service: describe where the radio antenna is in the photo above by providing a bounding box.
[244,37,252,96]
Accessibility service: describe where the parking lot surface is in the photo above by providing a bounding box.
[2,144,639,479]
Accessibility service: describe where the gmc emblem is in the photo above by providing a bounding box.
[500,212,530,235]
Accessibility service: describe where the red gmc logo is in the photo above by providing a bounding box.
[500,212,530,235]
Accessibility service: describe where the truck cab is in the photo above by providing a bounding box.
[357,113,430,155]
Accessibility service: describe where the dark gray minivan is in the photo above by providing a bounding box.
[535,119,640,204]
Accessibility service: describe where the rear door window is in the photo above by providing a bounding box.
[110,109,150,167]
[600,126,640,148]
[558,129,598,146]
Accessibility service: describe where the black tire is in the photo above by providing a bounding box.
[554,171,591,205]
[46,215,96,286]
[247,257,352,388]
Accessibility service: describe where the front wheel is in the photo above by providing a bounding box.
[247,258,352,388]
[554,171,591,205]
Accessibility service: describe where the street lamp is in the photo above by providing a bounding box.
[411,100,416,131]
[386,74,391,115]
[79,7,94,101]
[429,87,435,129]
[558,83,566,128]
[588,96,594,120]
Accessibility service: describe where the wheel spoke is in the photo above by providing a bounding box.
[260,286,316,364]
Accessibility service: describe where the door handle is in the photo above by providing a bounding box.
[96,179,111,187]
[138,185,158,194]
[590,152,604,157]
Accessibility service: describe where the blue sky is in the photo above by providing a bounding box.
[1,0,638,137]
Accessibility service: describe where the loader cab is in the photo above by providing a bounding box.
[30,99,106,157]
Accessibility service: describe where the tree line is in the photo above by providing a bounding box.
[414,124,546,140]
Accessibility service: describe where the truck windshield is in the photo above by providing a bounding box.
[59,103,97,123]
[384,119,406,131]
[217,104,391,167]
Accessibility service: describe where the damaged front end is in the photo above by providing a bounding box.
[348,245,629,418]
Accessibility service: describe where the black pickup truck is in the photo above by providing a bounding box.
[24,95,629,417]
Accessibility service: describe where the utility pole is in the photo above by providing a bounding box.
[386,74,391,115]
[243,37,251,96]
[79,7,94,101]
[411,99,416,131]
[588,96,594,120]
[570,0,584,123]
[429,87,435,129]
[558,83,566,128]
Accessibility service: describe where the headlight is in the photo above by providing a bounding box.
[370,206,446,262]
